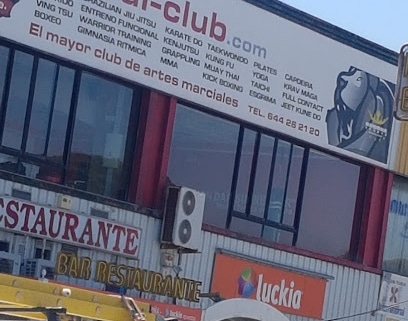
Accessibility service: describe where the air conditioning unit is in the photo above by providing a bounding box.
[0,252,21,275]
[23,259,55,279]
[161,186,205,251]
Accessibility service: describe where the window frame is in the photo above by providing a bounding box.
[227,129,307,241]
[0,39,142,200]
[169,101,368,261]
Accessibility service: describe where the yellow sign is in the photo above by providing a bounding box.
[56,253,202,302]
[401,87,408,112]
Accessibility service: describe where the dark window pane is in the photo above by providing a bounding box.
[267,140,291,223]
[167,105,239,228]
[20,161,40,179]
[66,73,133,198]
[251,134,275,218]
[262,225,293,245]
[0,154,18,173]
[35,163,63,184]
[297,150,360,258]
[230,216,262,238]
[2,51,33,149]
[27,61,74,159]
[0,46,9,105]
[48,66,74,159]
[26,59,58,155]
[281,145,304,227]
[234,129,256,213]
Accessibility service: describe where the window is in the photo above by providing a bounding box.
[34,239,52,260]
[383,176,408,276]
[228,129,305,245]
[0,46,9,107]
[296,150,360,257]
[66,73,134,197]
[0,42,141,200]
[0,241,9,252]
[26,59,74,159]
[2,51,33,150]
[168,106,239,228]
[168,104,363,259]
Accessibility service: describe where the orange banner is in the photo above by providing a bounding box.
[210,253,327,319]
[136,298,202,321]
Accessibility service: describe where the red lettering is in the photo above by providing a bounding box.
[20,203,35,232]
[112,225,126,252]
[48,210,63,238]
[182,1,189,27]
[78,219,94,246]
[0,197,142,256]
[0,198,4,225]
[30,207,47,235]
[191,12,208,34]
[62,213,79,241]
[123,0,227,42]
[95,221,112,249]
[163,1,180,23]
[210,13,226,42]
[29,23,42,37]
[5,200,19,229]
[122,0,148,10]
[123,228,139,255]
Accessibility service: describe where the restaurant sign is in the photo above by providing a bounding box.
[0,197,142,257]
[56,252,202,302]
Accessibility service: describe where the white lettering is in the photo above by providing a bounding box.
[256,274,303,309]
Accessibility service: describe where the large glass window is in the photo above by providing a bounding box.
[26,60,74,159]
[2,51,33,149]
[297,150,360,257]
[228,130,305,244]
[168,104,363,259]
[0,42,141,200]
[383,177,408,276]
[66,73,134,198]
[168,106,239,228]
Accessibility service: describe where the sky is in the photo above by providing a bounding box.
[278,0,406,53]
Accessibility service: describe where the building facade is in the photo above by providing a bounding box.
[0,1,403,321]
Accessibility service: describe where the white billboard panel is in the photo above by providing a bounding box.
[378,272,408,320]
[0,0,398,167]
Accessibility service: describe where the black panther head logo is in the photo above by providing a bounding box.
[326,66,394,163]
[335,68,374,111]
[0,0,20,18]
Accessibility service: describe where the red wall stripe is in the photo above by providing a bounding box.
[128,90,176,209]
[359,167,393,268]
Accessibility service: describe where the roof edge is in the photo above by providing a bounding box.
[244,0,398,65]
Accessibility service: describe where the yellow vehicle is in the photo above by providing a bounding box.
[0,272,152,321]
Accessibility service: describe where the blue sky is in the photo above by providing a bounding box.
[278,0,405,52]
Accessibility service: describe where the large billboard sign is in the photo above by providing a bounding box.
[210,252,327,318]
[0,0,397,167]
